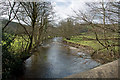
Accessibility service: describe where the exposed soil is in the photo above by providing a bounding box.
[82,37,120,40]
[63,40,119,64]
[63,40,94,55]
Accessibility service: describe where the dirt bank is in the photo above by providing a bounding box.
[63,40,118,64]
[63,40,94,54]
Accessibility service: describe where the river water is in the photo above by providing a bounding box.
[20,37,100,79]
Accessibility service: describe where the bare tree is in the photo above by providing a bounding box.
[16,1,53,53]
[58,18,76,39]
[73,1,119,57]
[0,0,20,31]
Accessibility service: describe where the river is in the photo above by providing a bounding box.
[20,37,100,79]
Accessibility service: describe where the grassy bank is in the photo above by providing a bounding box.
[64,32,119,64]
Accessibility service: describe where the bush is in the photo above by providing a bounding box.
[2,33,27,79]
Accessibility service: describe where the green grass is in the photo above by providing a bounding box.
[65,39,103,50]
[79,41,103,50]
[64,32,119,51]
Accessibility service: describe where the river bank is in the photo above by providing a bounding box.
[63,40,119,64]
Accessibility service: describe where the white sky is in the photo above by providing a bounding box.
[51,0,87,22]
[0,0,119,23]
[50,0,119,22]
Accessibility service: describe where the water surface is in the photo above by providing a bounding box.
[22,37,100,78]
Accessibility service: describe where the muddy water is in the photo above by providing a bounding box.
[21,37,100,78]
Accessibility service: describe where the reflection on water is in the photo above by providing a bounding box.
[22,37,100,78]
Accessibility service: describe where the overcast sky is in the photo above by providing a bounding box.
[50,0,119,22]
[51,0,86,20]
[0,0,119,23]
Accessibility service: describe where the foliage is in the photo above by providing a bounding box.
[2,33,30,79]
[10,35,29,53]
[1,1,54,79]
